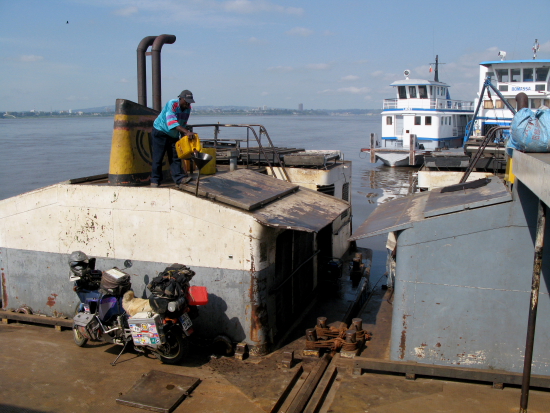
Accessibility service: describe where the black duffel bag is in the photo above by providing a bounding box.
[147,264,195,299]
[100,268,131,296]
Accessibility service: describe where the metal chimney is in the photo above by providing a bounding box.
[152,34,176,111]
[136,34,176,109]
[137,36,157,107]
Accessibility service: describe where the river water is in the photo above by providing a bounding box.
[0,115,416,276]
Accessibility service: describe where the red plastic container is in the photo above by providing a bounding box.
[186,286,208,306]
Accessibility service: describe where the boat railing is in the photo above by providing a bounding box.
[187,123,291,181]
[383,99,475,111]
[431,99,475,111]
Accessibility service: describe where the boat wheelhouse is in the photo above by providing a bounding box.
[381,57,474,152]
[474,56,550,137]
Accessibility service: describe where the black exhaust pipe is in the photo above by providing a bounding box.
[152,34,176,111]
[137,36,158,107]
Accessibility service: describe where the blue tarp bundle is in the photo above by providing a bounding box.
[508,107,550,152]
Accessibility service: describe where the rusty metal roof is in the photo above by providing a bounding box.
[251,186,349,232]
[349,176,512,241]
[181,169,299,211]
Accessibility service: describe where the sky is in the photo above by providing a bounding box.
[2,0,550,112]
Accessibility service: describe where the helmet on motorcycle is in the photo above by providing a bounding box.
[69,251,89,278]
[69,251,88,263]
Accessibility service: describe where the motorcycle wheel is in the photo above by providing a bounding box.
[73,325,88,347]
[73,304,88,347]
[154,331,189,365]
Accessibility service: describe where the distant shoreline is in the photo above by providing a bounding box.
[3,111,381,119]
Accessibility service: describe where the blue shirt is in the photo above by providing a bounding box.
[153,99,191,139]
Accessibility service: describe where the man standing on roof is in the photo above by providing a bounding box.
[150,90,196,188]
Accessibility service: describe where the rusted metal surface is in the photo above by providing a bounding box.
[252,187,350,233]
[282,150,340,167]
[1,268,7,309]
[248,246,268,355]
[16,305,33,314]
[409,134,416,166]
[349,192,428,240]
[286,354,332,413]
[520,200,546,412]
[270,365,304,413]
[179,169,299,211]
[460,126,509,183]
[349,176,511,241]
[116,370,200,412]
[353,357,550,389]
[423,176,511,217]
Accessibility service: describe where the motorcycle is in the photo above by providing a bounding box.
[68,251,208,365]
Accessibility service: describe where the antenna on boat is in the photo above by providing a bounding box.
[429,55,445,82]
[533,39,540,60]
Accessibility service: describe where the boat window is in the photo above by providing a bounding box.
[430,86,433,96]
[511,69,521,82]
[386,116,393,125]
[419,85,428,99]
[536,84,546,91]
[484,100,494,109]
[409,86,417,98]
[496,69,509,82]
[499,85,508,92]
[523,68,534,82]
[398,86,407,99]
[414,116,421,125]
[441,117,444,125]
[536,67,549,82]
[425,116,432,125]
[530,99,542,109]
[495,100,504,109]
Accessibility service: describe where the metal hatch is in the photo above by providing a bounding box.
[349,176,512,241]
[179,169,300,210]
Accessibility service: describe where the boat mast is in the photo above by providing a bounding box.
[533,39,540,60]
[430,55,444,82]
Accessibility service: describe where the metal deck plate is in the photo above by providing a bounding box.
[180,169,299,211]
[116,370,200,413]
[349,177,511,241]
[423,177,511,217]
[349,192,429,240]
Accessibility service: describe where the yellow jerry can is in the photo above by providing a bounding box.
[176,133,202,159]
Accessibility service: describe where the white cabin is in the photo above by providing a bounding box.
[381,65,474,151]
[474,59,550,136]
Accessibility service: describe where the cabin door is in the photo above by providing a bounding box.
[395,115,404,139]
[274,230,315,334]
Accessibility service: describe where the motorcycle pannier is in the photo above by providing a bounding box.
[100,268,131,296]
[128,312,164,347]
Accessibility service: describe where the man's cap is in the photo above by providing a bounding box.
[179,90,195,103]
